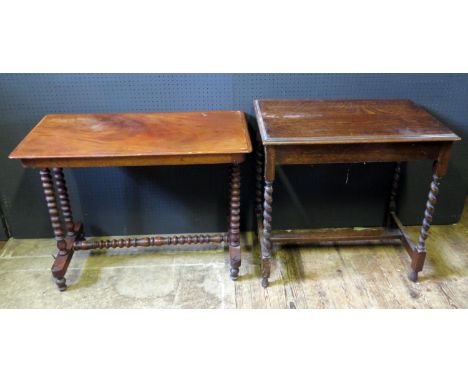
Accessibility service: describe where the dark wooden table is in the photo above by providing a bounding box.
[254,99,461,288]
[10,111,252,291]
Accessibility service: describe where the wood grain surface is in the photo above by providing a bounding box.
[9,111,252,167]
[254,99,460,145]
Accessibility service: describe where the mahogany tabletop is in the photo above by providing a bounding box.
[254,99,460,145]
[10,111,252,168]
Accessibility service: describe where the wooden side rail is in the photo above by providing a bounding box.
[256,211,429,284]
[389,212,417,255]
[74,233,228,250]
[257,218,403,246]
[270,228,402,244]
[389,211,426,280]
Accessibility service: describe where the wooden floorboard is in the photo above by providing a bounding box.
[0,200,466,308]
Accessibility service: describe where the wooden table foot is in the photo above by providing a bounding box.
[409,173,442,281]
[51,222,83,291]
[261,259,271,288]
[54,277,67,291]
[229,246,241,280]
[40,168,87,291]
[408,271,418,282]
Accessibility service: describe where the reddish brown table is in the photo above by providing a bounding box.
[254,99,460,288]
[10,111,252,291]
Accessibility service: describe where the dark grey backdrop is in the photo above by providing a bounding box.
[1,74,467,240]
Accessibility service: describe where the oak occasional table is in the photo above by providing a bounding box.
[254,99,460,288]
[9,111,252,291]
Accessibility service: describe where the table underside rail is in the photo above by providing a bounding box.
[271,228,402,244]
[51,228,229,290]
[389,211,422,264]
[74,233,228,250]
[257,214,417,251]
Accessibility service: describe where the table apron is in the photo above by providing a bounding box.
[20,153,246,168]
[274,142,444,165]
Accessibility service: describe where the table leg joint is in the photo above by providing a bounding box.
[51,221,85,291]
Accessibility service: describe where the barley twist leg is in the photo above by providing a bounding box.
[409,174,442,282]
[261,180,273,288]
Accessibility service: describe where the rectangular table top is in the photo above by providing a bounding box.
[10,111,252,167]
[254,99,460,145]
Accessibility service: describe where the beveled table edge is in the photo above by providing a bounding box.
[253,99,461,145]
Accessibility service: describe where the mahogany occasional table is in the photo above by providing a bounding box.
[9,111,252,291]
[254,99,460,288]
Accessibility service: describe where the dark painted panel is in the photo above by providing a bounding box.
[0,205,8,240]
[233,74,468,227]
[0,74,466,238]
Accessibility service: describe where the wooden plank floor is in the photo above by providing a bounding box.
[0,201,467,308]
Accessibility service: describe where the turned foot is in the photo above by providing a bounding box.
[54,277,67,291]
[228,246,241,282]
[261,277,269,288]
[408,271,418,283]
[230,267,239,281]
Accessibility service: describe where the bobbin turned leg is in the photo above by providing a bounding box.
[52,168,75,237]
[52,167,84,240]
[228,164,241,280]
[40,168,70,291]
[409,172,442,282]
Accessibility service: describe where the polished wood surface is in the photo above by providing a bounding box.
[254,98,461,288]
[254,99,460,145]
[9,111,252,290]
[9,111,252,167]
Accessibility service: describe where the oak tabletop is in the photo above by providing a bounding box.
[10,111,252,167]
[254,99,460,145]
